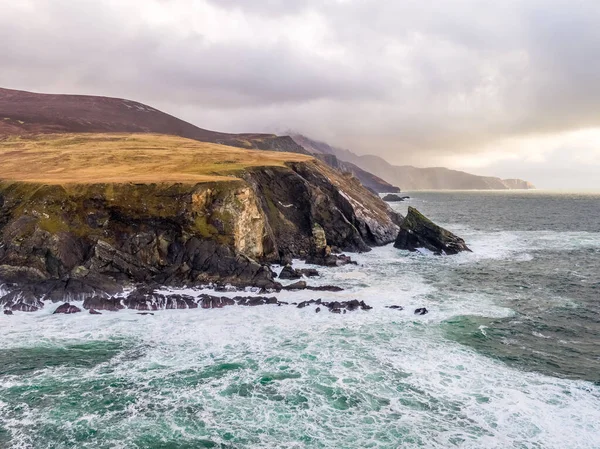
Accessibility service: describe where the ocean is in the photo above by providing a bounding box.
[1,190,599,448]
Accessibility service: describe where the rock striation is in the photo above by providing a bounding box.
[394,207,471,255]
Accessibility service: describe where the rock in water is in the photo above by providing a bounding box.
[54,303,82,314]
[394,207,471,255]
[278,265,302,280]
[382,194,408,202]
[414,307,428,315]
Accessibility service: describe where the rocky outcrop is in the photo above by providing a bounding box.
[382,194,409,202]
[278,265,302,280]
[394,207,471,255]
[54,302,82,314]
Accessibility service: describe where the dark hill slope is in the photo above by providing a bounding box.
[0,87,307,154]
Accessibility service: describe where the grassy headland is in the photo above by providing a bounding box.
[0,133,312,184]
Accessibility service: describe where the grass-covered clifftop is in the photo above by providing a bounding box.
[0,133,312,184]
[0,133,399,305]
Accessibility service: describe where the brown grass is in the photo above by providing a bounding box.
[0,133,312,184]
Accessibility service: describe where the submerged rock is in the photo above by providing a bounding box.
[394,207,471,255]
[54,303,82,314]
[298,268,319,277]
[89,309,102,315]
[306,285,344,292]
[386,305,404,310]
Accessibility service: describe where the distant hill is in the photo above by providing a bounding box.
[291,134,535,190]
[0,87,308,154]
[291,134,400,193]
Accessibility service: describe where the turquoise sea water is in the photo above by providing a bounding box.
[1,190,599,448]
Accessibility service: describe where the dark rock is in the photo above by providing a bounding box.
[279,265,302,280]
[386,305,404,310]
[382,194,409,202]
[394,207,471,255]
[82,296,124,311]
[3,309,13,315]
[298,268,320,277]
[330,308,342,314]
[305,253,357,267]
[306,285,344,292]
[137,312,154,316]
[0,290,44,312]
[246,297,266,307]
[54,302,82,314]
[315,307,321,313]
[89,309,102,315]
[345,299,361,311]
[414,307,428,315]
[360,301,373,310]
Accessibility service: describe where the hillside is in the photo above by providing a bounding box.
[291,134,535,190]
[0,87,308,154]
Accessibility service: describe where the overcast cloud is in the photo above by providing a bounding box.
[1,0,600,188]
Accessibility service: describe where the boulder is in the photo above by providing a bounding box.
[414,307,428,315]
[279,265,302,280]
[54,302,82,314]
[394,207,471,255]
[4,309,13,315]
[298,268,319,277]
[89,309,102,315]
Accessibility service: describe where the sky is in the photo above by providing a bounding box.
[1,0,600,189]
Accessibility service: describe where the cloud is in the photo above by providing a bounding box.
[1,0,599,188]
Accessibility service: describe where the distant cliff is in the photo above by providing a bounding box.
[291,134,401,193]
[291,134,535,191]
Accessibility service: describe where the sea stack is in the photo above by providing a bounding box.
[394,207,471,255]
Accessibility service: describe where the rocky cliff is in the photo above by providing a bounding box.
[0,134,399,307]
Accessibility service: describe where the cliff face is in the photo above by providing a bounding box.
[501,179,536,189]
[0,150,399,297]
